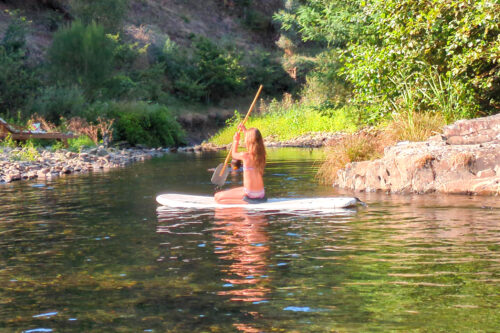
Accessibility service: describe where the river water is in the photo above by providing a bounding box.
[1,148,499,332]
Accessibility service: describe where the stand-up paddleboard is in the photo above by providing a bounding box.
[156,193,359,211]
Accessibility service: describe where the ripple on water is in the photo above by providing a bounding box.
[1,150,499,332]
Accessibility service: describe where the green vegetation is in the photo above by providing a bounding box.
[106,102,186,147]
[274,0,498,122]
[210,97,358,145]
[69,0,129,32]
[1,0,498,150]
[0,2,295,148]
[8,140,40,162]
[48,21,117,99]
[0,12,40,119]
[0,133,96,155]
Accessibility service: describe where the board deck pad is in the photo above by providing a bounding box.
[156,193,359,211]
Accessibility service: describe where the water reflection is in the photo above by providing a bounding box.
[213,208,270,302]
[1,149,499,332]
[157,206,271,332]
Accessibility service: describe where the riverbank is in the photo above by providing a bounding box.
[197,132,345,151]
[335,114,500,196]
[0,131,335,185]
[0,146,166,184]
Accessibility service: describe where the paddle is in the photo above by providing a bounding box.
[211,84,263,187]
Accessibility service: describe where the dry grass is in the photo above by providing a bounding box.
[317,130,390,184]
[451,152,475,169]
[387,111,445,142]
[67,117,114,145]
[316,111,445,184]
[29,114,57,132]
[415,154,435,169]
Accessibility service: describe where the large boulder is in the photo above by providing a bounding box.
[335,114,500,195]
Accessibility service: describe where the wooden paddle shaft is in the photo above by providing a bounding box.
[219,85,263,176]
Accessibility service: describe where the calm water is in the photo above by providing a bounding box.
[1,148,499,332]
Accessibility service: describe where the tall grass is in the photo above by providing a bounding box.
[419,69,479,123]
[388,111,445,142]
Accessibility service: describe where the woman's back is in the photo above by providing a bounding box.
[242,157,264,192]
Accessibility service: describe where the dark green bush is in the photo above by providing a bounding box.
[48,21,116,99]
[29,86,87,124]
[245,50,296,94]
[105,102,185,147]
[0,14,40,118]
[129,63,170,103]
[193,37,245,102]
[1,11,28,54]
[69,0,129,32]
[102,74,137,100]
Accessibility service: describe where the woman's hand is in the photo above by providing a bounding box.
[233,131,240,142]
[237,123,247,132]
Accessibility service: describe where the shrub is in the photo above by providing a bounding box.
[64,135,96,152]
[29,86,86,124]
[128,63,170,102]
[66,117,114,145]
[192,37,245,102]
[105,102,185,147]
[276,0,499,125]
[102,74,137,99]
[10,140,40,162]
[0,46,40,119]
[69,0,129,32]
[0,13,40,118]
[0,133,17,148]
[48,21,116,98]
[245,50,296,95]
[387,111,445,143]
[1,10,28,54]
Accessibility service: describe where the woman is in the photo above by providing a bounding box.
[214,124,266,204]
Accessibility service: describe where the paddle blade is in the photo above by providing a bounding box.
[211,163,230,187]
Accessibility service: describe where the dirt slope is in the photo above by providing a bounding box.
[0,0,283,61]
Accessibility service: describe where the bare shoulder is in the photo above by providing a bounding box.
[232,150,250,161]
[240,152,251,162]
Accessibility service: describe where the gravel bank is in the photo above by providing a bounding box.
[0,146,167,184]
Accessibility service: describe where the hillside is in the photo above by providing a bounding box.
[0,0,289,144]
[0,0,283,61]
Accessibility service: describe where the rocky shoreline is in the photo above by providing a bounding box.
[0,132,340,185]
[197,132,345,151]
[335,114,500,196]
[2,116,499,196]
[0,146,167,184]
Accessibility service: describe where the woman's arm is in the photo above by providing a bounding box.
[231,129,247,161]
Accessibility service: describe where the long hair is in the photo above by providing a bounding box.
[245,128,266,175]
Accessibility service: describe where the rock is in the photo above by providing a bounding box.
[443,113,500,145]
[5,173,22,182]
[477,169,496,178]
[335,115,500,196]
[97,149,109,157]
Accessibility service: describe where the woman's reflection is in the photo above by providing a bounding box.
[213,207,270,303]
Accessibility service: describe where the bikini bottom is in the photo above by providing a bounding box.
[243,187,267,204]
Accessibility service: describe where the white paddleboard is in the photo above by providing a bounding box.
[156,193,359,211]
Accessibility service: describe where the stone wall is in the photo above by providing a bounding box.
[335,114,500,195]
